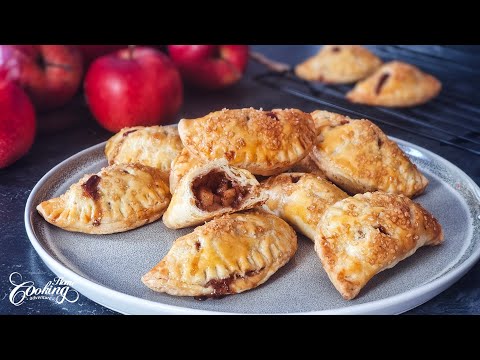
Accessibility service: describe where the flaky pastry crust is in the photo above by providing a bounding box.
[143,210,297,297]
[315,192,444,300]
[37,164,171,234]
[163,159,267,229]
[310,110,428,197]
[261,173,347,241]
[105,125,183,184]
[346,61,441,107]
[169,148,204,194]
[295,45,382,84]
[178,108,316,176]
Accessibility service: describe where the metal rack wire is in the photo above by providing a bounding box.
[252,46,480,156]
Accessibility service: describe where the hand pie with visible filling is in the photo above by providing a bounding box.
[105,125,183,184]
[315,192,444,300]
[346,61,442,107]
[310,110,428,197]
[178,108,316,176]
[162,159,266,229]
[37,164,171,234]
[142,210,297,297]
[169,148,204,194]
[295,45,382,84]
[261,173,347,241]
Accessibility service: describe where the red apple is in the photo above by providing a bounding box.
[76,45,126,66]
[0,45,20,83]
[167,45,249,90]
[0,45,83,111]
[0,81,36,169]
[77,46,166,66]
[84,46,183,132]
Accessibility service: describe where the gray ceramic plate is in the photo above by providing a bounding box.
[25,138,480,314]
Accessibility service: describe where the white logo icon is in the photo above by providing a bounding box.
[9,272,80,306]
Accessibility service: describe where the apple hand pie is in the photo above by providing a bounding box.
[37,163,171,234]
[169,148,204,194]
[287,154,325,177]
[163,159,267,229]
[142,210,297,297]
[346,61,442,107]
[295,45,382,84]
[178,108,317,176]
[310,109,353,133]
[310,110,428,198]
[261,173,347,241]
[105,125,183,184]
[315,191,444,300]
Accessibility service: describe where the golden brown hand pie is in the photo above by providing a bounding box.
[295,45,382,84]
[178,108,316,176]
[142,210,297,297]
[310,110,428,198]
[314,191,444,300]
[287,154,325,177]
[261,173,348,241]
[163,159,267,229]
[310,109,352,132]
[105,125,183,184]
[37,164,171,234]
[346,61,442,107]
[169,148,204,194]
[303,110,349,179]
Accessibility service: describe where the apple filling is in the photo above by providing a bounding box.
[192,171,249,212]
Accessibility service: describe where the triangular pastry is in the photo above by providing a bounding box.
[37,163,171,234]
[346,61,441,107]
[105,125,183,184]
[261,173,347,241]
[310,110,428,197]
[142,210,297,297]
[315,191,444,300]
[178,108,316,176]
[163,159,266,229]
[295,45,382,84]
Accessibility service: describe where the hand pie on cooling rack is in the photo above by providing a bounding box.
[315,192,444,300]
[295,45,382,84]
[261,173,347,241]
[37,164,171,234]
[178,108,317,176]
[310,110,428,198]
[105,125,183,184]
[162,159,266,229]
[142,210,297,297]
[346,61,442,107]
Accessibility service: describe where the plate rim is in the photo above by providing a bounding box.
[24,138,480,315]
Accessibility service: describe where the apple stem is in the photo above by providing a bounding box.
[249,51,291,73]
[128,45,136,60]
[44,62,73,72]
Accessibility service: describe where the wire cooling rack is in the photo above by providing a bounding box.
[251,45,480,156]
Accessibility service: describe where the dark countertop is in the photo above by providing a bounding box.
[1,45,479,315]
